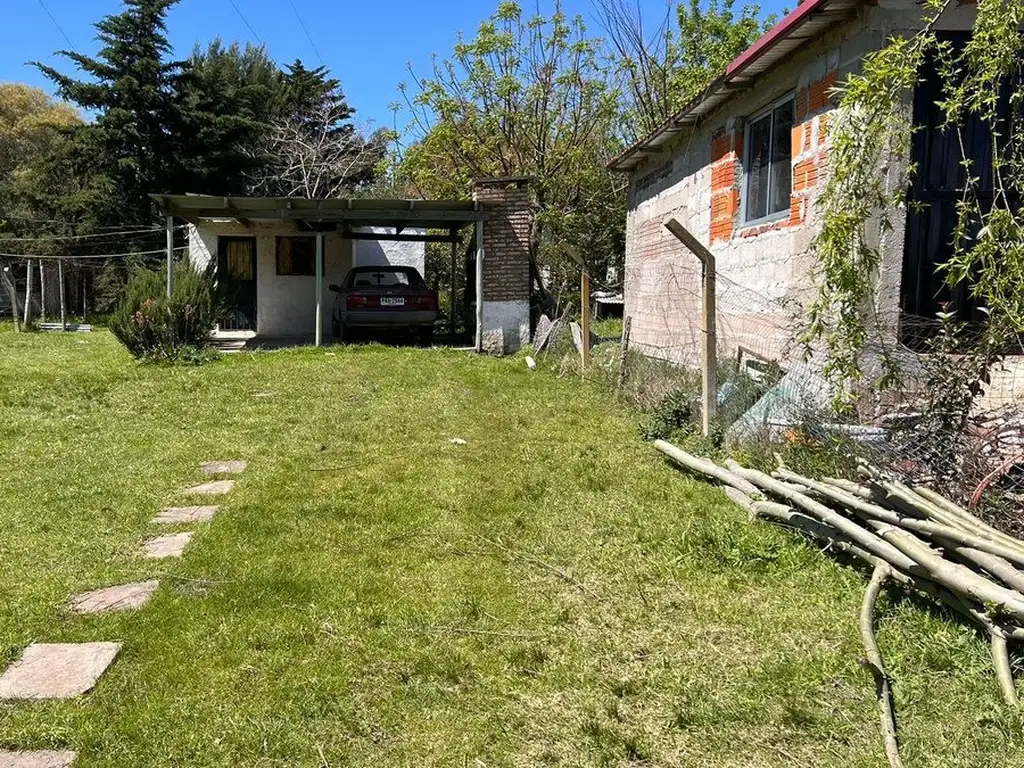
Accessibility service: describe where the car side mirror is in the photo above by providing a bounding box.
[328,284,341,293]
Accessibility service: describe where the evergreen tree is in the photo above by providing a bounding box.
[176,41,284,195]
[34,0,184,229]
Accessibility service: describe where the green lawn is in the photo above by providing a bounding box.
[0,327,1018,766]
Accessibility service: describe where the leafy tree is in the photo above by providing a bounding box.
[397,0,625,300]
[249,60,384,196]
[0,84,83,325]
[804,0,1024,416]
[597,0,770,141]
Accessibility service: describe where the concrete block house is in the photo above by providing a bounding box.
[608,0,988,370]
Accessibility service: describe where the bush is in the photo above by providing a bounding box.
[109,261,223,363]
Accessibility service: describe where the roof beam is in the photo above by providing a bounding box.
[342,230,462,244]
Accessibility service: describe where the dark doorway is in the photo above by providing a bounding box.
[901,33,1023,347]
[218,237,257,331]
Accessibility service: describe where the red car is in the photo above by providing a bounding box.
[329,266,438,345]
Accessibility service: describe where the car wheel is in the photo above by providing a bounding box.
[331,318,341,338]
[417,328,434,348]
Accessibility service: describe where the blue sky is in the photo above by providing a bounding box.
[5,0,788,130]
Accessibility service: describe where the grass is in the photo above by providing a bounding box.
[0,324,1020,766]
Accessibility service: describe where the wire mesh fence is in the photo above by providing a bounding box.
[535,236,1024,534]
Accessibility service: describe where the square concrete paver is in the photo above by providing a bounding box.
[0,751,77,768]
[141,532,193,559]
[0,643,121,700]
[200,460,247,475]
[152,506,219,524]
[70,581,159,615]
[183,480,235,496]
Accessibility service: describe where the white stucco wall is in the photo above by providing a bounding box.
[189,221,352,338]
[481,299,530,354]
[352,227,426,276]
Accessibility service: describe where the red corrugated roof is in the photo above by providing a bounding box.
[607,0,862,173]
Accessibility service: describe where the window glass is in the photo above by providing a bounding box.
[769,101,794,215]
[348,269,425,288]
[226,240,253,280]
[276,237,318,275]
[745,114,772,221]
[744,97,795,222]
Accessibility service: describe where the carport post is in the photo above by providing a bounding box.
[315,232,324,347]
[474,220,484,352]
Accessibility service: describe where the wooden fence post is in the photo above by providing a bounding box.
[618,315,632,391]
[663,217,717,436]
[1,264,20,332]
[560,242,590,372]
[58,259,67,331]
[39,260,46,320]
[23,258,33,326]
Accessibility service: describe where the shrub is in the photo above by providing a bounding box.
[109,261,223,363]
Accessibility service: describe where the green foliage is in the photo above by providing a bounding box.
[805,0,1024,411]
[641,387,698,441]
[109,261,222,363]
[599,0,771,142]
[397,1,625,299]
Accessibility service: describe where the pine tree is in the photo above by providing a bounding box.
[177,41,285,195]
[35,0,184,230]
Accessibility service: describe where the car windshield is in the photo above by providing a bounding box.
[349,269,424,288]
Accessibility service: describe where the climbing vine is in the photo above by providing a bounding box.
[804,0,1024,413]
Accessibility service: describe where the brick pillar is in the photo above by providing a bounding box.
[472,177,533,354]
[709,126,742,244]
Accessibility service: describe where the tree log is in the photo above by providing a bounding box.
[653,440,762,497]
[860,564,903,768]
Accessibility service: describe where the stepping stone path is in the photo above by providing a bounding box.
[70,581,159,615]
[183,479,235,496]
[153,506,219,524]
[0,643,121,700]
[141,532,193,559]
[0,751,77,767]
[1,460,248,761]
[200,460,247,475]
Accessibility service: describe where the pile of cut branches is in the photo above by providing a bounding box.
[654,439,1024,768]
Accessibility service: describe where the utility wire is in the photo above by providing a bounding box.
[0,226,186,243]
[0,247,189,261]
[287,0,325,66]
[36,0,74,49]
[226,0,264,46]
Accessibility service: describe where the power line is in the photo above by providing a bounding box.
[36,0,74,49]
[0,226,186,243]
[0,247,188,261]
[287,0,324,67]
[226,0,264,46]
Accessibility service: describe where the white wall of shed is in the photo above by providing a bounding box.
[189,221,353,338]
[352,227,426,276]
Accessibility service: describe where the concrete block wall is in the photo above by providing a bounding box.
[623,4,904,369]
[473,178,533,353]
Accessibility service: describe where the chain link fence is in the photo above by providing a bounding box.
[534,248,1024,535]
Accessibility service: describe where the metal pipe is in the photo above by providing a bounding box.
[315,232,324,347]
[475,220,484,353]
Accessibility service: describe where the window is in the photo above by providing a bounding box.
[744,97,794,222]
[276,236,322,276]
[346,268,426,289]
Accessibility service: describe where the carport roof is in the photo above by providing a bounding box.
[151,194,487,231]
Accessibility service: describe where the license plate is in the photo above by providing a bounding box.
[380,297,405,307]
